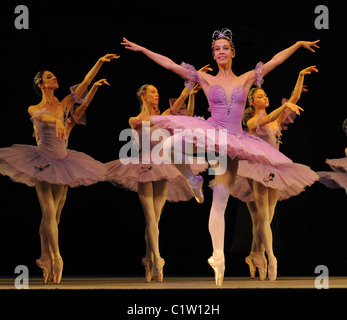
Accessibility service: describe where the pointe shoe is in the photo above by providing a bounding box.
[188,175,204,203]
[153,258,165,283]
[268,256,277,281]
[208,256,225,286]
[245,253,256,279]
[141,257,154,283]
[52,256,63,284]
[252,252,267,281]
[36,258,52,284]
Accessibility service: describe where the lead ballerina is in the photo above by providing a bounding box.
[121,29,319,285]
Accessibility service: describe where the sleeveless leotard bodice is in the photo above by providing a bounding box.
[35,118,68,159]
[256,123,281,150]
[207,84,247,135]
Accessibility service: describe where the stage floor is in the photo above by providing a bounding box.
[1,276,346,290]
[2,277,347,301]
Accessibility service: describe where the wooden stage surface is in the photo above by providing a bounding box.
[1,277,347,301]
[1,276,347,290]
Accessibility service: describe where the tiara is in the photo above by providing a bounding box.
[212,28,234,48]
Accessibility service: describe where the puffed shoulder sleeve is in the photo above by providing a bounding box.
[69,84,88,125]
[254,62,264,88]
[180,62,198,90]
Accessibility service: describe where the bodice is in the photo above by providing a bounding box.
[207,84,247,135]
[136,124,167,163]
[35,118,68,159]
[256,122,281,150]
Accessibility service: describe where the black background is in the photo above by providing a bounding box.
[0,1,346,280]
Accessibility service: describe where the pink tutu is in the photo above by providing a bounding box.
[0,144,107,187]
[318,157,347,193]
[317,171,347,193]
[229,160,319,201]
[326,157,347,173]
[150,114,292,167]
[0,106,106,187]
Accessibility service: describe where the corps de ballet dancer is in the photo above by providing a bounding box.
[121,28,320,285]
[318,119,347,193]
[105,79,208,283]
[0,53,119,284]
[229,66,319,280]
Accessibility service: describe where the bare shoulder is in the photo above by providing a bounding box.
[28,104,41,116]
[128,116,138,129]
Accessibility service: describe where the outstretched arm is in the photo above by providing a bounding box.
[288,66,318,104]
[121,38,211,89]
[245,40,320,88]
[122,38,189,77]
[262,41,320,76]
[247,102,303,133]
[61,54,119,112]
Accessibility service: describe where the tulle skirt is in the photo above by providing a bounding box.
[0,144,107,187]
[317,171,347,193]
[105,157,207,202]
[229,160,319,202]
[317,157,347,193]
[150,115,292,167]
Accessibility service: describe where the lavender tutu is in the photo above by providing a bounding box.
[106,124,208,202]
[230,161,318,201]
[0,109,106,187]
[318,157,347,193]
[150,63,292,168]
[229,109,318,201]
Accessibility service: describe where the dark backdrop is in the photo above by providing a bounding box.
[0,1,345,278]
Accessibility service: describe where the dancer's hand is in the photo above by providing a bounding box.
[121,38,144,52]
[55,118,67,140]
[100,54,120,62]
[189,84,202,95]
[198,64,213,73]
[297,40,320,52]
[285,102,304,115]
[93,79,110,87]
[300,65,318,75]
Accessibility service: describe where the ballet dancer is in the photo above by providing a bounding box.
[106,79,208,283]
[231,66,319,280]
[0,53,119,284]
[318,119,347,193]
[121,29,319,285]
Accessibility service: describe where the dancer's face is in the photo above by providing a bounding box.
[251,89,269,109]
[213,39,235,66]
[39,71,59,91]
[144,85,159,107]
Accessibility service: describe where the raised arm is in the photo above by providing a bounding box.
[262,41,320,76]
[247,102,303,133]
[61,54,119,112]
[121,38,212,89]
[245,40,320,88]
[288,66,318,104]
[186,84,202,117]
